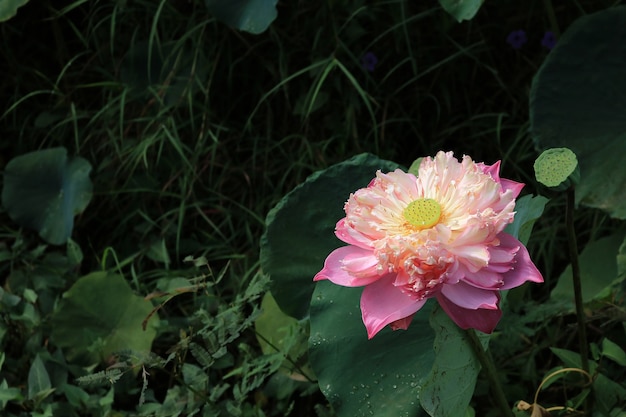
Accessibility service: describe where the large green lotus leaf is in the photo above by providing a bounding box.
[260,153,400,320]
[530,7,626,219]
[205,0,277,34]
[420,307,488,417]
[0,0,29,22]
[50,272,159,364]
[309,280,431,417]
[1,147,92,245]
[438,0,483,22]
[551,231,626,307]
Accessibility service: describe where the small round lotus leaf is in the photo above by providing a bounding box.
[1,147,93,245]
[50,271,159,364]
[534,148,579,189]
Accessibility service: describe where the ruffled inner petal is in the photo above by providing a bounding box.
[335,219,375,249]
[489,243,517,264]
[341,247,380,277]
[461,267,504,290]
[449,244,490,272]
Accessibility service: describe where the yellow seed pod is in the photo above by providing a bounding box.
[403,198,441,229]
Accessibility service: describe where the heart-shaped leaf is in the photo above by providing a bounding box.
[530,6,626,219]
[51,272,159,365]
[2,147,92,245]
[260,153,400,320]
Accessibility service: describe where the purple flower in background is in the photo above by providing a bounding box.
[541,31,557,50]
[361,52,378,72]
[506,30,527,49]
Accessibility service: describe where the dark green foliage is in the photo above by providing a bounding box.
[50,271,158,364]
[205,0,278,34]
[0,0,29,22]
[2,147,92,245]
[0,0,624,416]
[531,6,626,219]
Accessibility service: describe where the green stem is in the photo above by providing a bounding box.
[542,0,561,36]
[565,187,590,373]
[466,329,513,417]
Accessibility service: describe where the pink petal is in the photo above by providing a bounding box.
[481,160,502,181]
[360,274,427,339]
[500,178,525,199]
[440,281,499,310]
[450,244,490,272]
[436,293,502,334]
[481,160,524,198]
[489,243,517,264]
[313,246,381,287]
[497,233,544,290]
[462,243,517,289]
[342,249,379,277]
[335,219,375,249]
[384,169,419,200]
[461,267,504,290]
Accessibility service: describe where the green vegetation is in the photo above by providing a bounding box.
[1,1,624,416]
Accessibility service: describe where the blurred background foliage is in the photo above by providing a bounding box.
[1,0,624,416]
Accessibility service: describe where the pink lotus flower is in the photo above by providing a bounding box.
[314,151,543,338]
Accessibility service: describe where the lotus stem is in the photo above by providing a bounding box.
[466,329,514,417]
[565,186,589,373]
[543,0,561,36]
